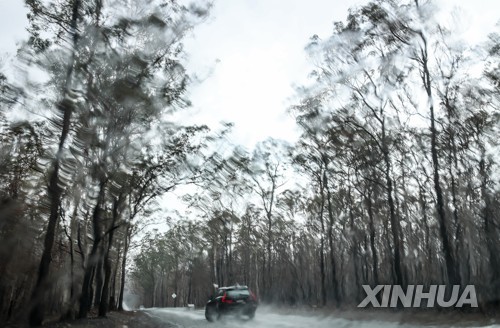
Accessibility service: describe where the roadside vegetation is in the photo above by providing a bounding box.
[0,0,499,326]
[130,0,500,313]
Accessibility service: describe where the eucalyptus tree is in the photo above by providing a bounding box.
[290,97,348,305]
[125,0,500,312]
[25,0,84,320]
[463,31,500,301]
[372,1,499,289]
[246,138,290,301]
[110,123,213,312]
[131,219,210,308]
[235,204,262,294]
[0,56,45,324]
[0,120,45,323]
[18,0,211,324]
[288,0,500,309]
[275,189,316,304]
[405,1,461,286]
[182,146,253,288]
[298,2,413,288]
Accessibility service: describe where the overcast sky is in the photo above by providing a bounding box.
[180,0,358,149]
[180,0,499,149]
[1,0,499,150]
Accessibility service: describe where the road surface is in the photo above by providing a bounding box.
[142,307,500,328]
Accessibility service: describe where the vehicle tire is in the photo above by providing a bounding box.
[205,305,218,322]
[247,310,255,320]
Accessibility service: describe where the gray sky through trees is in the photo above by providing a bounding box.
[180,0,499,148]
[1,0,500,322]
[1,0,498,149]
[1,0,497,228]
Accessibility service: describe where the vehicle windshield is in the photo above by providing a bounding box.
[226,289,250,298]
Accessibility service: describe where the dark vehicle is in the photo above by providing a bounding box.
[205,285,258,322]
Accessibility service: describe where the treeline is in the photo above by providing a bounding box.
[130,0,500,310]
[0,0,214,326]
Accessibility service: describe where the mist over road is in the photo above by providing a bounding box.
[142,307,499,328]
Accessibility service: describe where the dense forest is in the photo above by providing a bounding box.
[0,0,216,325]
[130,0,500,311]
[0,0,498,326]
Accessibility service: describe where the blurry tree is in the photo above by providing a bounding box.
[0,0,212,325]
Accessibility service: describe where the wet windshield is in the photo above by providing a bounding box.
[227,290,250,298]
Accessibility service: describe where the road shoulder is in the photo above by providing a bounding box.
[5,311,161,328]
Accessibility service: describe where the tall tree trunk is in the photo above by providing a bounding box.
[323,166,340,306]
[118,224,130,311]
[366,189,379,287]
[445,99,464,283]
[261,248,265,298]
[63,194,80,320]
[99,195,121,316]
[266,212,273,301]
[348,184,361,301]
[417,183,432,282]
[479,149,500,302]
[317,171,327,307]
[29,1,81,326]
[93,245,105,309]
[78,180,106,318]
[187,271,192,305]
[419,33,460,286]
[110,242,121,311]
[382,118,404,287]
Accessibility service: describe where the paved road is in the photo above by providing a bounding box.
[142,307,500,328]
